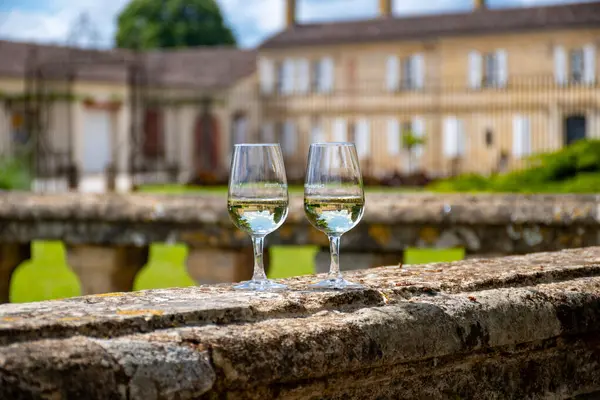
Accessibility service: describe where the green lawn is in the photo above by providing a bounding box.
[9,241,464,303]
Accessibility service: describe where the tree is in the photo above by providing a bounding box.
[116,0,237,50]
[402,130,426,175]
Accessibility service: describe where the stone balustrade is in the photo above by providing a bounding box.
[1,247,599,399]
[0,192,599,301]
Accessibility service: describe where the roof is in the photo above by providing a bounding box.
[260,1,600,49]
[0,40,256,90]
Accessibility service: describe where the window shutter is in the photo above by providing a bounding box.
[523,117,531,156]
[261,122,275,143]
[468,51,482,89]
[412,116,425,157]
[259,58,275,94]
[233,116,247,144]
[457,118,467,156]
[320,57,334,93]
[297,58,310,93]
[554,46,567,85]
[387,118,400,155]
[412,54,425,90]
[583,43,597,85]
[496,49,508,88]
[332,118,347,142]
[512,115,531,157]
[281,58,295,95]
[355,118,371,158]
[386,55,400,92]
[443,116,459,157]
[310,119,325,143]
[281,120,297,155]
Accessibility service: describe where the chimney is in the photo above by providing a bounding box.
[286,0,297,28]
[379,0,393,17]
[473,0,487,10]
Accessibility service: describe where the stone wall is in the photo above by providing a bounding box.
[0,247,599,399]
[0,192,598,300]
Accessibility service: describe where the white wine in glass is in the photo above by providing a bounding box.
[304,143,365,290]
[227,144,289,291]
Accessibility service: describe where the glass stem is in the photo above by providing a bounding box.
[251,235,268,282]
[328,234,343,280]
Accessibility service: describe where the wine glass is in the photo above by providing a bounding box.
[304,143,365,290]
[227,144,289,291]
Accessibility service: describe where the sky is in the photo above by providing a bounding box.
[0,0,595,49]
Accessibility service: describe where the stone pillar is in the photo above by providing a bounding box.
[186,247,270,285]
[0,243,31,303]
[67,245,149,295]
[314,250,403,274]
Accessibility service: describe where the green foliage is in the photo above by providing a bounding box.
[402,130,426,150]
[0,156,31,191]
[116,0,237,50]
[429,140,600,194]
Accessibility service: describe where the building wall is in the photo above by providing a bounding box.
[258,27,600,177]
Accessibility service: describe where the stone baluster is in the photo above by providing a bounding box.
[314,249,403,274]
[186,246,270,285]
[67,245,149,295]
[0,243,31,303]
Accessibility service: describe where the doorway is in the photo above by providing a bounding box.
[564,115,586,146]
[194,113,220,172]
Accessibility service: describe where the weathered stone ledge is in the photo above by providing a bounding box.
[1,192,598,225]
[1,192,599,301]
[1,247,600,399]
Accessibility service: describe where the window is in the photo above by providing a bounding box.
[279,59,295,95]
[443,116,466,158]
[484,53,498,87]
[402,57,414,89]
[276,62,285,94]
[296,58,310,94]
[314,57,334,93]
[355,118,371,158]
[333,118,347,142]
[485,129,494,148]
[347,121,356,143]
[512,115,531,158]
[310,117,325,143]
[570,49,584,84]
[259,58,275,94]
[261,122,275,142]
[10,110,30,146]
[387,54,424,91]
[311,60,321,92]
[143,109,164,158]
[387,118,401,155]
[280,120,297,155]
[231,113,247,145]
[555,44,596,85]
[470,49,507,88]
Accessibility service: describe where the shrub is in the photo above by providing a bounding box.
[0,156,31,191]
[428,140,600,193]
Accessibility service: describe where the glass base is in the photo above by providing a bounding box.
[233,279,287,291]
[310,277,363,290]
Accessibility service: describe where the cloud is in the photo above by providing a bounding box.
[0,0,595,49]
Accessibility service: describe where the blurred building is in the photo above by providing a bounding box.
[0,43,257,192]
[0,0,599,191]
[260,0,600,179]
